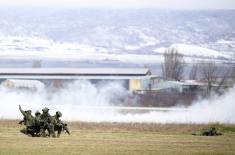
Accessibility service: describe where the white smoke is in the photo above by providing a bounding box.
[0,80,235,124]
[0,80,127,119]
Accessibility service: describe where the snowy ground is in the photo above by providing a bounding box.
[0,35,234,67]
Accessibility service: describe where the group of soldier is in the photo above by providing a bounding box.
[192,127,222,136]
[19,105,70,138]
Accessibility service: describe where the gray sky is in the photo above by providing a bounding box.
[0,0,235,9]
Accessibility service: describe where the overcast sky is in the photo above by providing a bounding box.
[0,0,235,9]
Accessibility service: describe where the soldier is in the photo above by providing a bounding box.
[18,111,27,125]
[19,105,35,136]
[50,111,63,138]
[34,110,41,136]
[192,127,222,136]
[202,127,218,136]
[39,107,51,137]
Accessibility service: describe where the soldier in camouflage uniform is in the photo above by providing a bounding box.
[19,105,35,136]
[201,127,219,136]
[192,127,222,136]
[50,111,63,138]
[34,110,41,136]
[39,107,51,137]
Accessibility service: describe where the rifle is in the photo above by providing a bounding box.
[59,120,70,135]
[18,120,24,125]
[62,123,71,135]
[18,116,26,125]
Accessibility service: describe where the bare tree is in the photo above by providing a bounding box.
[199,62,217,95]
[161,48,185,81]
[232,66,235,84]
[189,64,198,80]
[215,68,231,94]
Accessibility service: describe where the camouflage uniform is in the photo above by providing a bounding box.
[202,127,218,136]
[19,105,35,136]
[39,107,51,137]
[192,127,222,136]
[34,110,41,136]
[50,111,63,138]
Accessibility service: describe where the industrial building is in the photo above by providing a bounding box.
[0,68,156,92]
[0,68,219,107]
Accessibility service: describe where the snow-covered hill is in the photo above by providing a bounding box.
[0,8,235,66]
[154,44,232,60]
[0,35,233,65]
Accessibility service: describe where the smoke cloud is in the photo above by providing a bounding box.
[0,80,234,124]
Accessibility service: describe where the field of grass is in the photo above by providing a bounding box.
[0,120,235,155]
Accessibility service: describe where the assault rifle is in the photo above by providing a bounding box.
[59,120,70,135]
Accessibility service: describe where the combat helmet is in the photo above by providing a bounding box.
[42,107,49,113]
[35,110,40,115]
[26,110,32,113]
[56,111,62,117]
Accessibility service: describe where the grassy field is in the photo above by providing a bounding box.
[0,120,235,155]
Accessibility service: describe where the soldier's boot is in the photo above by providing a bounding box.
[49,130,56,137]
[39,128,46,137]
[52,132,56,138]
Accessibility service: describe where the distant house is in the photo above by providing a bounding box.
[129,76,163,92]
[146,80,207,93]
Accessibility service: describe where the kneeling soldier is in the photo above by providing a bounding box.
[39,107,51,137]
[34,110,41,136]
[19,105,35,136]
[50,111,63,138]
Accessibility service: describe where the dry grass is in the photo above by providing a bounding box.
[0,120,235,155]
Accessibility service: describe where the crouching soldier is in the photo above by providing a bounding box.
[34,110,41,136]
[50,111,63,138]
[39,107,51,137]
[19,105,35,136]
[192,127,222,136]
[201,127,221,136]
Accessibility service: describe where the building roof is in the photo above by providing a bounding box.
[152,80,207,91]
[0,68,152,79]
[0,75,156,80]
[2,79,45,89]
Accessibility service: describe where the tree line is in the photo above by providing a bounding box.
[161,47,234,96]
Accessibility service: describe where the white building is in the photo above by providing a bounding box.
[1,79,45,91]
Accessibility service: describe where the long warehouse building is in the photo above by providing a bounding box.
[0,68,156,91]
